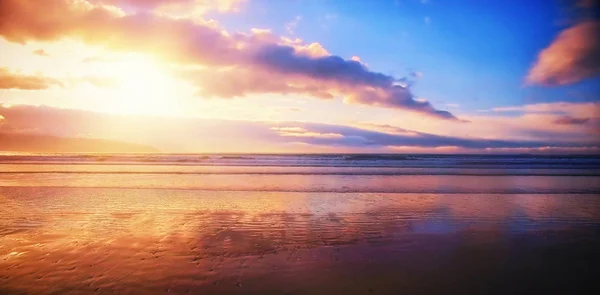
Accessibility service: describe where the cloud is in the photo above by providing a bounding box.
[32,49,49,56]
[344,85,458,120]
[454,102,599,145]
[278,122,593,149]
[78,76,120,88]
[186,67,336,99]
[81,55,119,63]
[285,15,302,35]
[491,101,600,117]
[552,116,590,125]
[577,0,598,8]
[271,127,344,139]
[251,45,395,87]
[2,104,597,153]
[324,13,337,20]
[480,146,600,155]
[0,67,63,90]
[410,71,423,79]
[89,0,246,14]
[0,132,158,153]
[0,0,457,120]
[356,123,420,136]
[526,21,600,86]
[90,0,191,10]
[1,68,119,90]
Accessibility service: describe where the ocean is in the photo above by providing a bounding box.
[1,154,599,294]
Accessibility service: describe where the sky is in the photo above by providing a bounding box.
[0,0,599,153]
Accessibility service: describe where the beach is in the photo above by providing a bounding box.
[1,154,599,294]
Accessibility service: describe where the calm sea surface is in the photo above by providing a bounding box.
[1,154,599,294]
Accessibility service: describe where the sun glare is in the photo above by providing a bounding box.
[103,56,181,116]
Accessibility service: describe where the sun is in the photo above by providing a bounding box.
[104,56,182,116]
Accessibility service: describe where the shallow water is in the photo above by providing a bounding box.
[1,154,599,294]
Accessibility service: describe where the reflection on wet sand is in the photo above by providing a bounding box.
[1,188,599,294]
[2,173,599,194]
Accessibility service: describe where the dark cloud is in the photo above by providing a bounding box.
[0,0,457,120]
[553,116,590,125]
[249,45,458,120]
[577,0,597,7]
[1,104,597,152]
[347,86,458,120]
[273,122,595,149]
[252,44,395,88]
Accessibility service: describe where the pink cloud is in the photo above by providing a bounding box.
[0,0,457,120]
[552,116,590,125]
[526,21,600,86]
[483,146,600,154]
[89,0,246,13]
[186,67,336,99]
[1,104,598,153]
[491,101,600,118]
[455,102,600,145]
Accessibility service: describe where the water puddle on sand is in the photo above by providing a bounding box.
[1,187,599,294]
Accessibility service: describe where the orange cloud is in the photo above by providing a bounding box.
[0,132,158,153]
[90,0,246,13]
[0,0,457,120]
[0,0,456,120]
[78,76,120,88]
[1,104,598,153]
[0,67,112,90]
[92,0,190,9]
[32,49,49,56]
[0,68,63,90]
[526,21,600,86]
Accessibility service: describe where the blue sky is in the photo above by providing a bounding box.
[0,0,598,153]
[211,0,598,111]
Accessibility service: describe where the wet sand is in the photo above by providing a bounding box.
[1,187,599,294]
